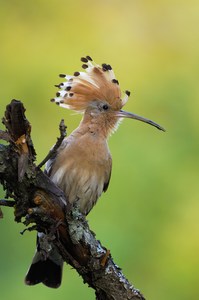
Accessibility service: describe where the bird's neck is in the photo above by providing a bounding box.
[75,112,118,139]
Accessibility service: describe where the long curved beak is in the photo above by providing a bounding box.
[117,110,165,131]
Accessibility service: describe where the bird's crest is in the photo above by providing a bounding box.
[51,56,130,112]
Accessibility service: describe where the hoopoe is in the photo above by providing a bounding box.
[25,56,165,288]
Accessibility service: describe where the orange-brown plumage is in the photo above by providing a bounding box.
[52,56,124,113]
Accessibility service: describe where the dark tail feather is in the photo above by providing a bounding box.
[25,252,63,288]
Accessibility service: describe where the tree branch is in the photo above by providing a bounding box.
[37,119,67,169]
[0,100,145,300]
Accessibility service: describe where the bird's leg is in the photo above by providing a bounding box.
[49,219,66,240]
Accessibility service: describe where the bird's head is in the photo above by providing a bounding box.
[51,56,165,136]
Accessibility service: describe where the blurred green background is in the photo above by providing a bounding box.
[0,0,198,299]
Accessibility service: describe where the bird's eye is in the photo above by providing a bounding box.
[102,104,109,110]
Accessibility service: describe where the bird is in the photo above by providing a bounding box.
[25,55,165,288]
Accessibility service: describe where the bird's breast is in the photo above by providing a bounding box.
[49,135,112,214]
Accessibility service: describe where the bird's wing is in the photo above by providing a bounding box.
[44,138,68,177]
[44,152,56,177]
[103,155,112,193]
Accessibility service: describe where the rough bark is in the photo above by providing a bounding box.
[0,100,145,300]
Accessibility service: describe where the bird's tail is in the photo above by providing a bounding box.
[25,246,63,288]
